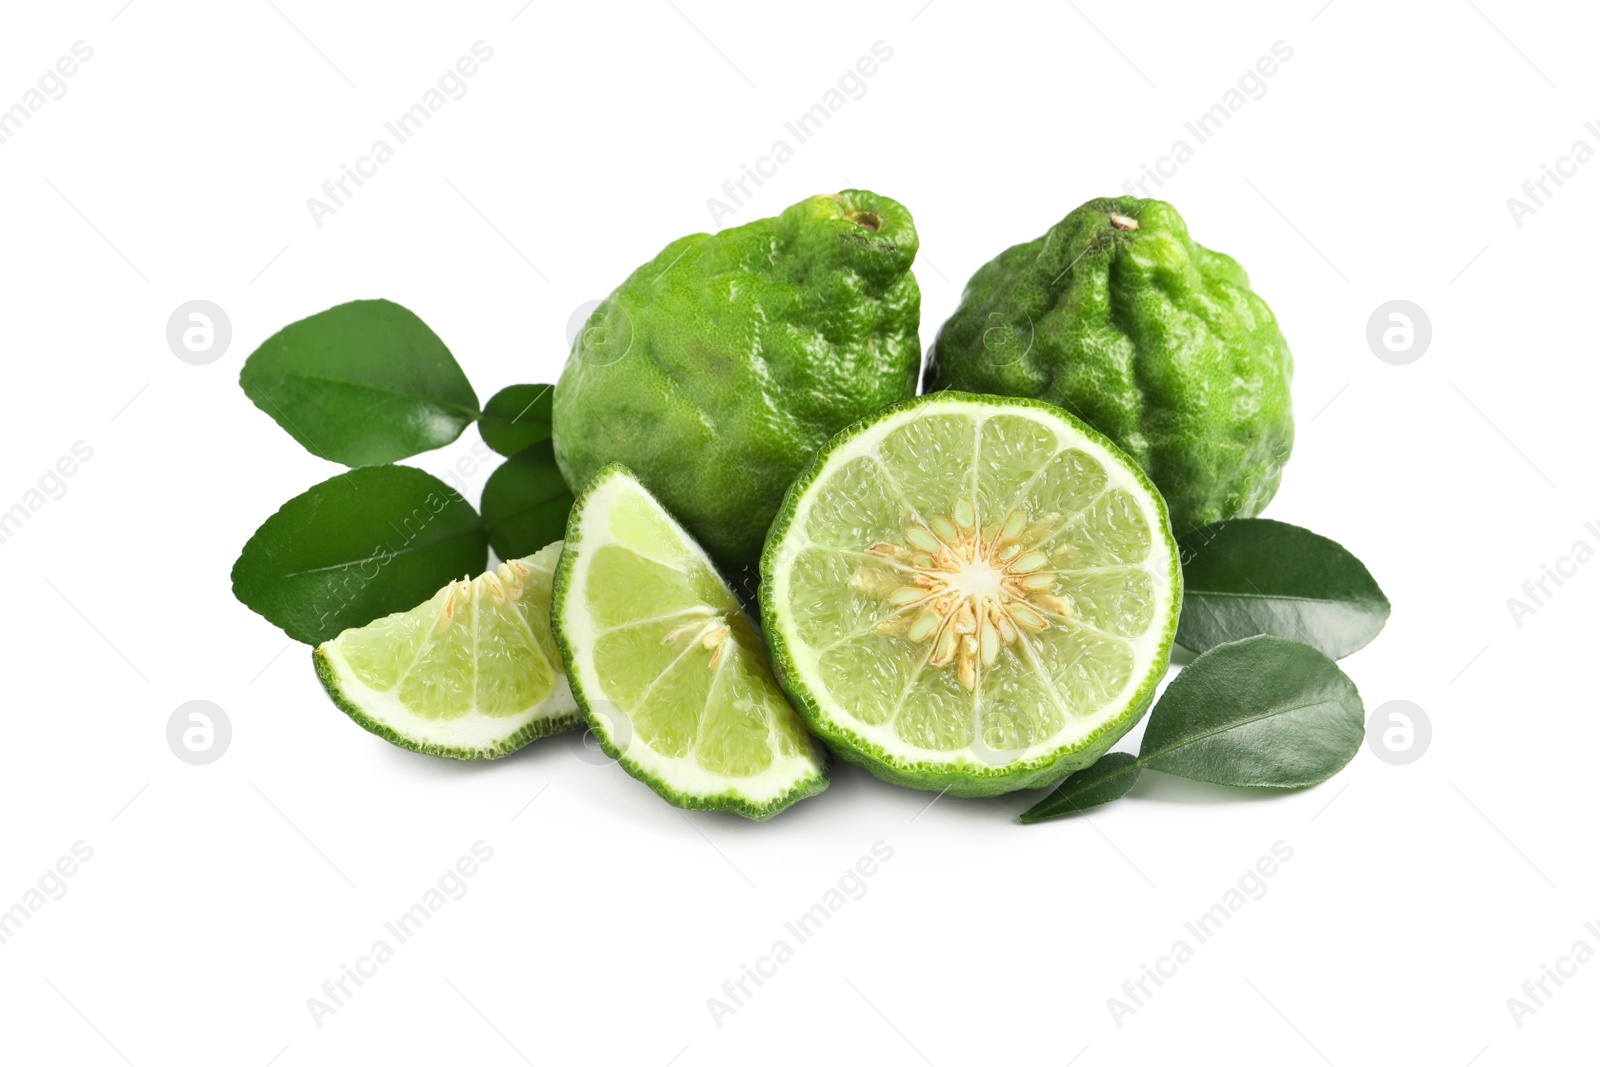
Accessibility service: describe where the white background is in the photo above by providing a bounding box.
[1,1,1594,1063]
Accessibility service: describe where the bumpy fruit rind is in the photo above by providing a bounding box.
[925,196,1292,534]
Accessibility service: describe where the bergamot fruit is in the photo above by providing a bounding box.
[761,392,1180,797]
[924,197,1293,534]
[313,543,579,759]
[552,190,921,570]
[553,464,828,819]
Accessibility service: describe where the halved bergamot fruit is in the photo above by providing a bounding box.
[313,543,579,759]
[553,465,828,819]
[760,392,1181,796]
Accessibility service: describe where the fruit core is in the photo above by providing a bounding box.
[435,559,533,635]
[662,613,734,672]
[854,501,1075,692]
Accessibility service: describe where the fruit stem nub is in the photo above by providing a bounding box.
[846,210,883,232]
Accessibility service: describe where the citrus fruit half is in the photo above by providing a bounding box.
[761,392,1181,796]
[553,465,828,819]
[313,543,579,759]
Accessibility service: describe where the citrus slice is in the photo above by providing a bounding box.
[761,392,1181,796]
[313,543,579,759]
[553,465,828,819]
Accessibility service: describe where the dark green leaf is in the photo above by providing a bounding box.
[240,299,479,465]
[1139,635,1364,788]
[479,384,554,458]
[232,466,487,644]
[481,442,574,560]
[1019,753,1142,823]
[1177,519,1390,659]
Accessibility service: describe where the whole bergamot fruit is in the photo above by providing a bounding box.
[924,197,1292,534]
[552,190,920,570]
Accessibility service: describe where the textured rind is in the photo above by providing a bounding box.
[553,464,830,821]
[553,191,922,569]
[312,646,581,760]
[924,197,1293,535]
[760,392,1182,798]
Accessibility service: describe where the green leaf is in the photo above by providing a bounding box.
[481,442,574,560]
[1177,519,1390,659]
[1021,636,1366,824]
[232,466,487,644]
[1139,635,1364,788]
[1019,753,1142,823]
[240,299,479,465]
[479,384,554,458]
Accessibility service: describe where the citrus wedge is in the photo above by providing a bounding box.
[313,543,579,759]
[554,465,828,819]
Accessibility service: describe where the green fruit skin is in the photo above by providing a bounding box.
[553,190,921,570]
[924,197,1293,535]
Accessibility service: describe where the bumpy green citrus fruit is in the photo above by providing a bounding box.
[553,190,921,570]
[924,197,1293,534]
[761,392,1181,797]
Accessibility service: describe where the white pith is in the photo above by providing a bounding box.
[560,471,825,805]
[319,550,577,752]
[768,398,1179,772]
